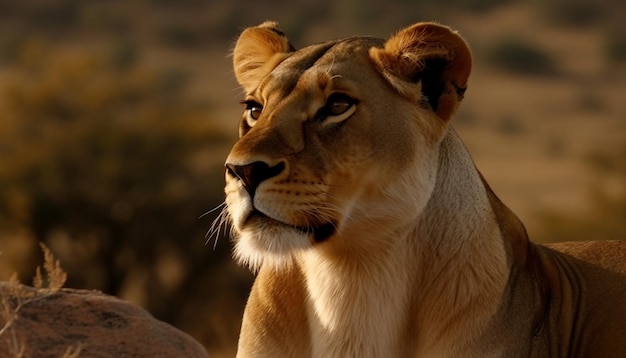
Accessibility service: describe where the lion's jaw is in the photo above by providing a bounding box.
[225,149,439,271]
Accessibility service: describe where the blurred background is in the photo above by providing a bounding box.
[0,0,624,356]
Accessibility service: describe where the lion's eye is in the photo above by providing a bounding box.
[242,100,263,127]
[318,93,358,124]
[328,94,353,115]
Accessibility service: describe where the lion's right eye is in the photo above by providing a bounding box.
[242,100,263,127]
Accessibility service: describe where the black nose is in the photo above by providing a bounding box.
[226,161,285,198]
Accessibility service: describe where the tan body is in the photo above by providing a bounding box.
[224,22,626,357]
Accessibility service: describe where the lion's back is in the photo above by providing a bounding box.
[537,240,626,356]
[546,240,626,274]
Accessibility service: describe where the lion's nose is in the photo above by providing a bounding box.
[226,161,285,198]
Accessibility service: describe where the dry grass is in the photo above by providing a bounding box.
[0,244,81,358]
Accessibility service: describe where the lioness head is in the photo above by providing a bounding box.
[225,22,471,270]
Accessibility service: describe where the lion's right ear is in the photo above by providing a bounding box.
[233,21,295,92]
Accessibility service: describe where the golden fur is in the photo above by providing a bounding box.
[224,21,626,357]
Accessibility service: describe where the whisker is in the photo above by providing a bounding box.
[204,202,231,250]
[199,202,227,219]
[317,201,342,217]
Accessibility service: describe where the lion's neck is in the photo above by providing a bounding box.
[409,129,510,355]
[298,128,510,357]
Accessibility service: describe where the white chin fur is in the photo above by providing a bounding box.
[233,225,312,272]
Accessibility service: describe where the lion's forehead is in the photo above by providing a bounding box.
[258,37,385,100]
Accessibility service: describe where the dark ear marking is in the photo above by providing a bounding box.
[454,83,467,98]
[268,27,286,37]
[266,27,296,52]
[419,57,448,112]
[420,59,468,111]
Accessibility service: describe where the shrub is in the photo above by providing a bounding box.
[535,0,602,28]
[156,23,201,49]
[486,36,558,76]
[0,47,246,353]
[605,31,626,64]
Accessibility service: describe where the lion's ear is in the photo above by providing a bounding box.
[233,21,295,92]
[370,22,472,121]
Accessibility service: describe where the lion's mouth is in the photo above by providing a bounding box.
[246,209,336,243]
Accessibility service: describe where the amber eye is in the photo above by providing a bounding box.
[316,93,358,124]
[242,100,263,126]
[327,93,355,116]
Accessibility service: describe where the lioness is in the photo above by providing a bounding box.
[223,21,626,357]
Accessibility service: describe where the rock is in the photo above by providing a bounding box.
[0,282,209,358]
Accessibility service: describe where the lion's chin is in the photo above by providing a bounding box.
[233,210,336,272]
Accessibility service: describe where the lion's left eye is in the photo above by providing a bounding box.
[328,94,354,115]
[318,93,358,124]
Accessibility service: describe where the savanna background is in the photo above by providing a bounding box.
[0,0,625,356]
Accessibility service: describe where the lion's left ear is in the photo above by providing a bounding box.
[233,21,295,93]
[370,22,472,121]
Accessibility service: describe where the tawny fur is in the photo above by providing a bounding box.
[224,21,626,358]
